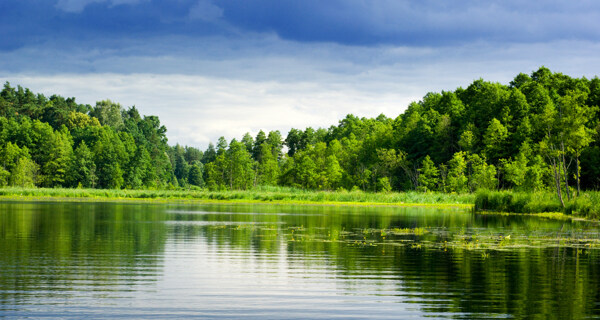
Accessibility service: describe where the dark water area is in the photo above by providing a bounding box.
[1,201,600,319]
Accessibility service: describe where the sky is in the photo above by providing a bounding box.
[1,0,600,149]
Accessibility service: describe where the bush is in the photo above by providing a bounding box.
[475,189,600,219]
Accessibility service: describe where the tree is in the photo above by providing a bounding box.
[226,140,255,190]
[184,146,203,164]
[483,118,509,162]
[252,130,267,161]
[295,152,318,189]
[216,137,228,155]
[188,161,204,187]
[10,157,38,187]
[205,156,226,191]
[93,128,127,189]
[523,155,547,192]
[124,145,152,189]
[559,91,596,195]
[377,177,392,193]
[418,155,439,192]
[502,144,530,190]
[323,155,342,190]
[458,130,476,153]
[284,128,302,157]
[67,141,97,188]
[66,111,101,129]
[90,100,124,130]
[256,143,279,186]
[376,148,401,188]
[467,154,497,191]
[241,133,254,154]
[267,130,284,160]
[202,143,217,164]
[0,142,31,186]
[446,152,468,193]
[172,144,190,185]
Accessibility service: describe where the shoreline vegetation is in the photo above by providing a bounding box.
[1,186,598,221]
[474,189,600,219]
[2,68,600,220]
[0,186,473,208]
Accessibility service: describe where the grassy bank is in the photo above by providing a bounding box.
[474,189,600,219]
[0,186,474,208]
[4,186,600,219]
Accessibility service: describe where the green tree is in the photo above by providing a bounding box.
[66,111,101,129]
[202,143,217,164]
[483,118,508,162]
[559,91,596,195]
[252,130,267,161]
[0,142,31,186]
[216,136,228,155]
[241,133,254,154]
[67,141,97,188]
[226,140,255,190]
[188,161,204,187]
[295,151,318,189]
[90,100,124,130]
[446,151,468,193]
[93,128,127,189]
[323,154,343,190]
[418,155,439,192]
[458,130,476,153]
[256,143,279,186]
[10,157,38,187]
[467,154,497,191]
[266,130,283,160]
[502,144,530,190]
[377,177,392,193]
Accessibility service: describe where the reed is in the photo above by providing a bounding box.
[474,189,600,219]
[0,186,474,207]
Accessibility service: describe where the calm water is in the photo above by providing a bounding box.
[1,201,600,319]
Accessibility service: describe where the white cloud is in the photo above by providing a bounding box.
[55,0,144,13]
[189,0,223,22]
[2,73,420,149]
[55,0,104,13]
[2,37,600,150]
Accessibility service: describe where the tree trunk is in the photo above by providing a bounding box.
[560,142,571,201]
[550,157,565,208]
[576,153,581,197]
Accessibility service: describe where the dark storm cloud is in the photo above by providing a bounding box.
[1,0,599,51]
[3,1,600,148]
[216,0,600,45]
[0,0,227,51]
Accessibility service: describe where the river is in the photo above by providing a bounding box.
[1,201,599,319]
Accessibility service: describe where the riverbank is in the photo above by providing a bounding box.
[3,187,598,219]
[474,189,600,219]
[0,187,474,208]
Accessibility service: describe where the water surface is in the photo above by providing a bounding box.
[1,201,599,319]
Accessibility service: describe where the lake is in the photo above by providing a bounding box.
[1,201,600,319]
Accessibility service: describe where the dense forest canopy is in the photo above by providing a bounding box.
[1,67,599,198]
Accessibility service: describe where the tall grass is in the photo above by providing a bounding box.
[474,189,600,219]
[0,186,474,206]
[5,186,598,218]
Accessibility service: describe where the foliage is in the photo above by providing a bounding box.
[474,189,600,218]
[1,67,599,202]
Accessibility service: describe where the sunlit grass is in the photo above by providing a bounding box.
[474,189,600,219]
[0,186,474,208]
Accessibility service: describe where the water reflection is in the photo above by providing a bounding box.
[1,201,599,319]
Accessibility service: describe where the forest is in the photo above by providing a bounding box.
[1,67,599,205]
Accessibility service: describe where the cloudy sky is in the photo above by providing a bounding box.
[1,1,600,148]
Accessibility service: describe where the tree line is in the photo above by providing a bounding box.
[198,67,600,205]
[1,67,599,201]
